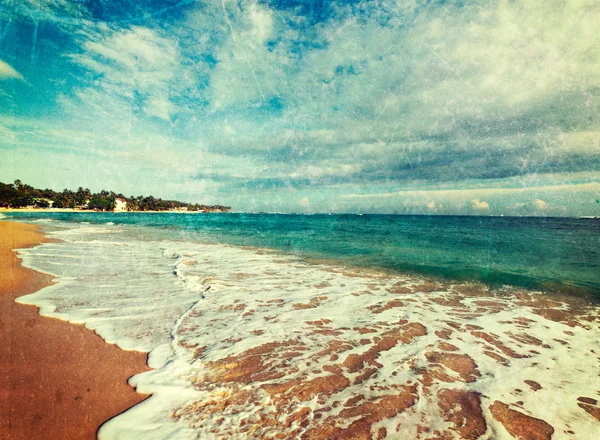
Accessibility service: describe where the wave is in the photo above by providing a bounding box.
[15,221,600,439]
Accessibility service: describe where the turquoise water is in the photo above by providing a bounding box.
[4,212,600,297]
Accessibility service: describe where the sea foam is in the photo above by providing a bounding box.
[15,221,600,439]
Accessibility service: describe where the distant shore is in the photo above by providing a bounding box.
[0,207,224,214]
[0,220,150,439]
[1,207,81,212]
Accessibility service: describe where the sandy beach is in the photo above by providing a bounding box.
[0,220,150,439]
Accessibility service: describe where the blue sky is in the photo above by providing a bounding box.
[0,0,599,215]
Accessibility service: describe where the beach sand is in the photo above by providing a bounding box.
[0,220,150,439]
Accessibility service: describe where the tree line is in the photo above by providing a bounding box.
[0,180,231,212]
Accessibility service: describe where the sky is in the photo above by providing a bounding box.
[0,0,599,215]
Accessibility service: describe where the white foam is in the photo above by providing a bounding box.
[15,221,600,439]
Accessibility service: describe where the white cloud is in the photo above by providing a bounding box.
[426,200,443,212]
[0,60,24,81]
[400,0,600,124]
[70,26,185,121]
[206,0,600,168]
[534,199,549,210]
[470,199,490,211]
[247,3,274,46]
[144,97,174,121]
[0,0,88,25]
[209,2,283,109]
[0,123,15,141]
[555,131,600,155]
[299,197,310,206]
[514,199,552,215]
[343,182,600,200]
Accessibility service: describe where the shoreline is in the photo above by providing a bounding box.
[0,208,219,214]
[0,220,150,439]
[4,210,596,300]
[0,208,221,214]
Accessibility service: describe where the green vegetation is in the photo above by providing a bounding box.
[0,180,231,212]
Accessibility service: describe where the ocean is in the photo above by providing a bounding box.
[3,212,600,439]
[4,212,600,296]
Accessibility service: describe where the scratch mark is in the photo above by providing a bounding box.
[428,48,463,81]
[242,52,267,104]
[221,0,237,46]
[220,0,266,104]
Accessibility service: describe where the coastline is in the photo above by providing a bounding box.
[0,220,150,439]
[0,208,223,214]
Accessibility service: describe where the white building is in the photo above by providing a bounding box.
[114,197,127,212]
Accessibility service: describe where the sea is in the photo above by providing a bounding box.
[2,212,600,439]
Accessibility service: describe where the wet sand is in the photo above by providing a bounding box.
[0,220,150,439]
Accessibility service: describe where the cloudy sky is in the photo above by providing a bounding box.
[0,0,599,215]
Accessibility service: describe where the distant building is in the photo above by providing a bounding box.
[114,197,127,212]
